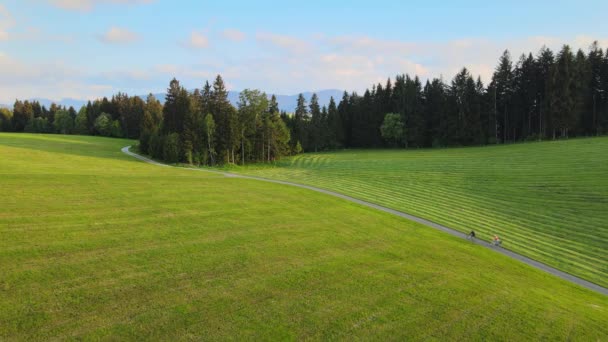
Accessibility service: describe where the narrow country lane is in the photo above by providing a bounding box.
[121,146,608,296]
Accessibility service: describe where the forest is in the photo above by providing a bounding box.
[1,42,607,164]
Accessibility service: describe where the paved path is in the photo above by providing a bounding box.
[121,146,608,296]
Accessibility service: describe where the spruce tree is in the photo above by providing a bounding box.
[587,41,604,135]
[212,75,236,163]
[293,94,308,150]
[309,93,322,151]
[326,97,341,148]
[492,50,514,143]
[267,95,291,160]
[536,46,555,139]
[163,78,182,134]
[550,45,577,138]
[337,91,351,147]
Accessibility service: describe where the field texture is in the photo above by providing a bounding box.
[231,138,608,288]
[1,133,607,340]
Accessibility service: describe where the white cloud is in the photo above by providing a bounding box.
[256,32,311,55]
[47,0,154,12]
[0,53,113,103]
[0,5,15,41]
[4,26,608,104]
[182,31,209,49]
[11,26,74,43]
[573,35,608,51]
[222,29,245,42]
[153,64,213,80]
[97,27,140,44]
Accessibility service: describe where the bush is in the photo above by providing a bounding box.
[293,141,303,155]
[163,133,179,163]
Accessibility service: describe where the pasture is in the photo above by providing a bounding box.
[0,133,606,340]
[232,138,608,288]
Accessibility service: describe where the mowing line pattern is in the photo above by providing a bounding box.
[122,145,608,296]
[225,138,608,288]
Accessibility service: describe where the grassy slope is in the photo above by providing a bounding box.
[231,138,608,288]
[0,133,606,340]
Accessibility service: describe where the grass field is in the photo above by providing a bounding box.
[231,138,608,289]
[1,133,607,340]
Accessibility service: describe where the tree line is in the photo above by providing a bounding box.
[1,41,607,164]
[1,94,149,138]
[292,42,608,151]
[140,76,291,165]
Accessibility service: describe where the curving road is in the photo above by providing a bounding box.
[121,146,608,296]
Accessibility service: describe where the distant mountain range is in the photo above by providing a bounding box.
[1,89,345,113]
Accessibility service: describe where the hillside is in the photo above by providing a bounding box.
[231,138,608,288]
[0,133,606,339]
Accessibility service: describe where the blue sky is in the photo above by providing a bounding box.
[1,0,607,102]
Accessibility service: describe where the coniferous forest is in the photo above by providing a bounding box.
[2,42,608,165]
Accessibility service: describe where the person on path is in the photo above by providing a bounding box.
[492,235,501,246]
[468,230,476,240]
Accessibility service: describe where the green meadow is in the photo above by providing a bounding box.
[1,133,607,340]
[233,138,608,289]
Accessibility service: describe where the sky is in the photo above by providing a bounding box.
[1,0,608,103]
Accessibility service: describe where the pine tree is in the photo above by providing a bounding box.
[320,105,329,150]
[12,100,34,132]
[163,78,183,134]
[293,94,308,150]
[337,91,351,147]
[587,41,604,135]
[492,50,514,143]
[423,79,442,146]
[513,53,538,139]
[601,46,608,134]
[536,46,555,139]
[474,76,490,144]
[573,49,591,136]
[309,93,322,151]
[201,81,213,120]
[212,75,236,163]
[406,76,425,147]
[550,45,577,138]
[326,97,342,148]
[267,95,291,160]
